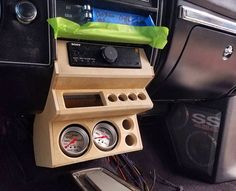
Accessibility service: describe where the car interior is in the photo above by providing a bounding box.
[1,0,236,190]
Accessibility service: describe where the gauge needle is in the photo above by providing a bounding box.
[65,137,78,148]
[94,136,109,139]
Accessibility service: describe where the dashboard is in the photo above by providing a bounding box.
[0,0,236,110]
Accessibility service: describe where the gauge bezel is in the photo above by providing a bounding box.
[59,124,90,157]
[92,122,118,151]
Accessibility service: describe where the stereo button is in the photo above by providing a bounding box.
[101,46,118,63]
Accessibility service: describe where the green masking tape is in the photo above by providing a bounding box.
[48,17,169,49]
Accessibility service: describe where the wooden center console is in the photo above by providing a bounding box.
[33,40,154,168]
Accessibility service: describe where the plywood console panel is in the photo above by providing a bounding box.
[53,89,153,121]
[33,40,155,168]
[53,40,154,90]
[34,115,142,168]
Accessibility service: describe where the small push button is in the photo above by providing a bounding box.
[15,1,37,24]
[222,45,233,61]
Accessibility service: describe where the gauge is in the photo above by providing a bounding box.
[59,125,90,157]
[92,122,118,151]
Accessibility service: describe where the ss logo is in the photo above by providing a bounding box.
[191,113,220,128]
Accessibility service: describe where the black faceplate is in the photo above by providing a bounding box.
[67,42,141,68]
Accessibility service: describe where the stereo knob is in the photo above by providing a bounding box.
[102,46,118,63]
[15,1,37,24]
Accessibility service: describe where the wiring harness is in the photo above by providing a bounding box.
[107,154,184,191]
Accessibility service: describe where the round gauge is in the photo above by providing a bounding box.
[92,122,118,151]
[59,125,90,157]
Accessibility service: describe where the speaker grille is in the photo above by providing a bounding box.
[186,131,217,167]
[167,103,221,177]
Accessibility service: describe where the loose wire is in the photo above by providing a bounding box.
[107,154,184,191]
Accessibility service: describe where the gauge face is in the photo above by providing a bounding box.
[59,125,90,157]
[92,122,118,151]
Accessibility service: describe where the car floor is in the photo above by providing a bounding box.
[0,113,236,191]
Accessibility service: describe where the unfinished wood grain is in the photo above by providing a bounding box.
[34,40,154,168]
[34,112,142,167]
[52,40,154,90]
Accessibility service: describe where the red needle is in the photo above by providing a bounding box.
[65,137,78,148]
[95,136,109,139]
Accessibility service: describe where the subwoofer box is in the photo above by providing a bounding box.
[166,96,236,183]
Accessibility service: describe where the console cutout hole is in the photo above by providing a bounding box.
[108,94,117,102]
[122,119,134,130]
[125,134,137,146]
[118,94,128,101]
[138,93,147,100]
[128,93,137,101]
[64,94,103,108]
